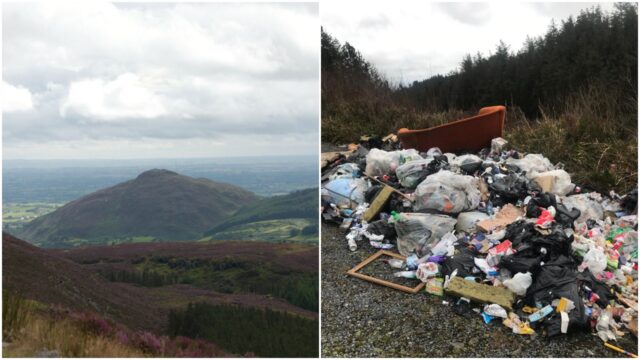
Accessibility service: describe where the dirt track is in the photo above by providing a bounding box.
[321,223,638,358]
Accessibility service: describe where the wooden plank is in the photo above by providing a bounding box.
[445,277,515,310]
[363,185,394,223]
[347,250,425,294]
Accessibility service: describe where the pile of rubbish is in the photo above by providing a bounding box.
[321,135,638,345]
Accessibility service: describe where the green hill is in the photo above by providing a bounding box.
[204,188,318,242]
[18,169,259,248]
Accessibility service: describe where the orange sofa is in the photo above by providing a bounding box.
[397,105,506,153]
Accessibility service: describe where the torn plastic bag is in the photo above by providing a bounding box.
[525,260,588,337]
[581,246,607,275]
[505,154,554,178]
[395,158,433,189]
[414,170,481,213]
[554,203,581,228]
[365,148,422,177]
[396,154,452,190]
[321,178,369,208]
[503,220,537,248]
[525,192,557,217]
[530,226,573,256]
[367,219,397,241]
[456,211,490,233]
[393,213,457,257]
[560,193,604,224]
[503,272,532,296]
[441,247,478,277]
[327,163,361,181]
[489,173,539,206]
[450,154,483,174]
[533,170,574,196]
[499,245,544,274]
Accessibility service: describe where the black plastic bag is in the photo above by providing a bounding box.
[441,247,477,277]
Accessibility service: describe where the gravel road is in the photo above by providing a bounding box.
[321,223,638,358]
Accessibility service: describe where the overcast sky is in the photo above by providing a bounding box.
[2,2,318,160]
[322,2,616,84]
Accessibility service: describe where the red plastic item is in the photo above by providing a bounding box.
[397,105,506,153]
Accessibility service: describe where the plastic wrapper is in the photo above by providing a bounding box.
[321,178,369,208]
[503,271,532,296]
[416,262,439,282]
[484,304,508,318]
[560,193,604,224]
[365,148,422,176]
[430,231,457,256]
[581,246,607,275]
[506,154,554,178]
[393,212,457,257]
[414,170,481,213]
[328,163,361,180]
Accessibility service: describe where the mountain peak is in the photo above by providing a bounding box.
[136,169,179,180]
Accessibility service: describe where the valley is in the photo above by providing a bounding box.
[3,166,319,357]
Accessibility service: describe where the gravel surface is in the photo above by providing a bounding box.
[321,223,638,358]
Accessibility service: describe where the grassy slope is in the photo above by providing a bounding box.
[323,88,637,194]
[2,293,230,357]
[205,219,317,243]
[204,188,318,242]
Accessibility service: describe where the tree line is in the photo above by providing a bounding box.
[322,3,637,119]
[167,302,318,357]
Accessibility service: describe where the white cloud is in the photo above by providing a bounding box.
[322,2,616,84]
[60,73,166,121]
[2,81,34,112]
[3,2,319,159]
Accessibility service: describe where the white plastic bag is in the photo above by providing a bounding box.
[450,154,483,173]
[506,154,554,178]
[560,193,604,224]
[365,148,422,176]
[414,170,481,213]
[503,272,532,296]
[394,212,457,257]
[533,169,574,196]
[582,246,607,275]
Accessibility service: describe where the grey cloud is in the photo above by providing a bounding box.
[2,2,318,158]
[359,14,391,30]
[435,3,491,26]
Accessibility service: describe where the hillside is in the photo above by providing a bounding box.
[17,169,259,248]
[2,232,162,331]
[3,232,318,356]
[204,188,318,242]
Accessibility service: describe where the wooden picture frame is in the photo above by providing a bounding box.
[346,250,425,294]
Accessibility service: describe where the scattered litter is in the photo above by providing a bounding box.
[322,131,638,342]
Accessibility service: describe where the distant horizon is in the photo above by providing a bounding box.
[3,153,317,163]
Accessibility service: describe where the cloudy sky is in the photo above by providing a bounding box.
[322,2,616,84]
[2,2,318,159]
